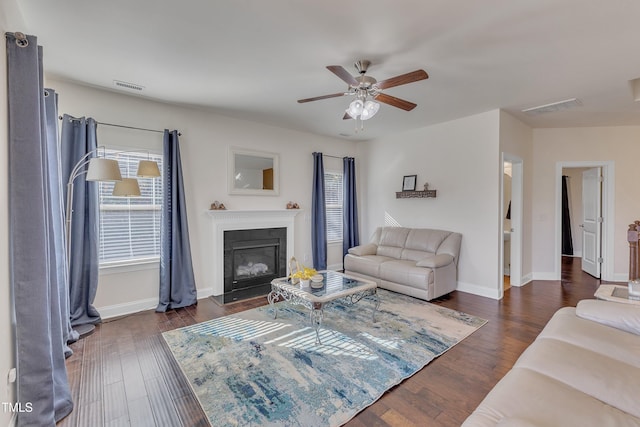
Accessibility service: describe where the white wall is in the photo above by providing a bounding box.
[2,2,26,423]
[532,127,640,281]
[359,110,502,299]
[50,78,358,316]
[499,110,534,284]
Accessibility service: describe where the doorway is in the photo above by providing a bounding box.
[555,161,615,281]
[560,167,589,259]
[501,153,523,296]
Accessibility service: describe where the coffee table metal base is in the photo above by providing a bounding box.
[268,286,379,345]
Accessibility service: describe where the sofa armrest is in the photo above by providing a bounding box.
[348,243,378,256]
[416,254,454,268]
[576,299,640,336]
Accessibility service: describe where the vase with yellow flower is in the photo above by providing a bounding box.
[290,265,318,287]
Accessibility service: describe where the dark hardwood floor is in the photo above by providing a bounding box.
[58,257,610,427]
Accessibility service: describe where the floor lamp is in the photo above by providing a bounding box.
[65,148,122,337]
[66,149,161,338]
[110,153,161,196]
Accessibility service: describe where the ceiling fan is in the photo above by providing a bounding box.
[297,60,428,122]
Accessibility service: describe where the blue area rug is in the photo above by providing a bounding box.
[163,289,486,426]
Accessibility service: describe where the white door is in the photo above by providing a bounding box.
[581,167,602,278]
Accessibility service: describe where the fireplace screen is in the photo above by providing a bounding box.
[233,245,276,280]
[223,227,287,302]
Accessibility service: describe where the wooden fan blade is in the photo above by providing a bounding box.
[327,65,358,87]
[375,69,428,90]
[375,93,417,111]
[297,92,347,103]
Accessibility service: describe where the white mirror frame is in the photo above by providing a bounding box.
[228,147,280,196]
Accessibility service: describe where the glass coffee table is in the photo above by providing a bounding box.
[268,270,379,344]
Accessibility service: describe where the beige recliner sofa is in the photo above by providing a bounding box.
[463,300,640,426]
[344,227,461,301]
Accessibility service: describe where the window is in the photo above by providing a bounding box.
[98,149,163,265]
[325,170,343,242]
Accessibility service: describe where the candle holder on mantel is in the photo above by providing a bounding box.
[210,200,227,210]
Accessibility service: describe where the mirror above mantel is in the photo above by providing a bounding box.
[228,147,280,196]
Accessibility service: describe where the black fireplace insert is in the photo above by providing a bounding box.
[222,227,287,303]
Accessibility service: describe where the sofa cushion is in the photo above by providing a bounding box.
[576,299,640,336]
[405,228,451,254]
[416,254,454,268]
[539,307,640,368]
[515,337,640,419]
[347,243,377,256]
[376,227,410,259]
[379,260,433,289]
[462,367,639,427]
[463,306,640,426]
[343,254,394,278]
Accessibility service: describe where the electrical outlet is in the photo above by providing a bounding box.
[7,368,16,383]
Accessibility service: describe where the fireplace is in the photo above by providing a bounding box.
[206,209,300,303]
[223,227,287,302]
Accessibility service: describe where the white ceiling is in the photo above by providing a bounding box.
[15,0,640,141]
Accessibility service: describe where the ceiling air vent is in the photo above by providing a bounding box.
[522,98,582,115]
[113,80,144,92]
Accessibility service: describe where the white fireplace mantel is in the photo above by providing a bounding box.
[206,209,301,296]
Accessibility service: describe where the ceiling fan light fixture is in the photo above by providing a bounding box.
[361,100,380,120]
[347,99,364,117]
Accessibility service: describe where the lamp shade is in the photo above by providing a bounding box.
[112,178,141,197]
[361,100,380,120]
[86,158,122,182]
[346,99,364,118]
[136,160,161,178]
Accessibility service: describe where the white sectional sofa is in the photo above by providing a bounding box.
[463,299,640,426]
[344,227,461,301]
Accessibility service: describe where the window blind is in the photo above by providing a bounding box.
[98,149,163,264]
[325,170,343,242]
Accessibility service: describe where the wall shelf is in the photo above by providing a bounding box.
[395,190,437,199]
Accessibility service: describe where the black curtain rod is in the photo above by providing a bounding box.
[59,116,182,136]
[323,154,350,159]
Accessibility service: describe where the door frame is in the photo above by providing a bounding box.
[500,153,523,297]
[555,161,615,281]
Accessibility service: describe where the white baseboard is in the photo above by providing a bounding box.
[519,273,533,286]
[531,271,626,284]
[456,281,501,300]
[97,287,217,320]
[197,287,215,299]
[327,263,344,271]
[610,273,628,283]
[98,297,158,320]
[532,272,558,281]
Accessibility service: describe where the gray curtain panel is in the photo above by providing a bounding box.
[60,115,101,329]
[157,130,197,312]
[6,32,73,425]
[312,152,327,270]
[44,91,78,355]
[342,157,359,258]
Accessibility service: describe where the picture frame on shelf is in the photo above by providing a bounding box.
[402,175,417,191]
